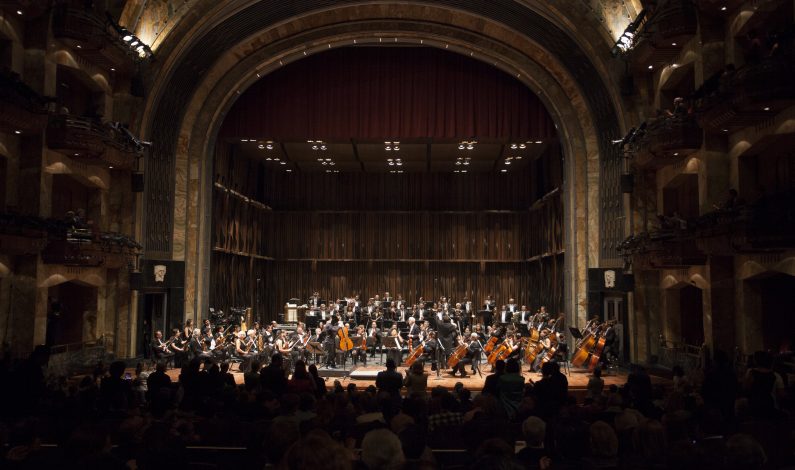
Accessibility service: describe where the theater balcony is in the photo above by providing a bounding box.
[42,228,141,268]
[696,193,795,255]
[630,115,703,169]
[0,69,50,135]
[51,5,135,73]
[619,229,706,270]
[0,213,48,255]
[46,116,142,169]
[698,56,795,131]
[627,0,698,69]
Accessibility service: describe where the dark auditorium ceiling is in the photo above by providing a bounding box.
[232,138,552,173]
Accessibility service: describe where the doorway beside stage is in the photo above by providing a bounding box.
[138,291,168,359]
[662,282,705,349]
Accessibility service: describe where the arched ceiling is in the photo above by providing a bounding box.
[128,0,632,266]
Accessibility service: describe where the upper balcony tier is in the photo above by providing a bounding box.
[0,68,50,135]
[46,115,143,169]
[630,115,703,169]
[697,56,795,131]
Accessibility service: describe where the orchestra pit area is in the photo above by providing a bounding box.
[1,1,795,469]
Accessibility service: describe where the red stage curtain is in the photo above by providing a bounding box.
[219,47,555,141]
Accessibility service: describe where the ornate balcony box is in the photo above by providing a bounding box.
[697,198,795,254]
[52,5,133,73]
[0,69,49,134]
[620,230,706,270]
[41,238,134,268]
[633,116,703,169]
[46,114,109,159]
[698,57,795,131]
[630,0,698,68]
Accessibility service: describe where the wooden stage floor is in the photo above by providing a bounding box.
[162,363,669,394]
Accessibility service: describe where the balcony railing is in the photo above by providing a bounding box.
[696,193,795,254]
[51,5,134,72]
[42,232,140,268]
[629,0,698,67]
[698,56,795,130]
[631,115,703,169]
[0,68,50,134]
[619,228,706,270]
[46,114,109,159]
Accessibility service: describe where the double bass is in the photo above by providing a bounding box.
[571,323,606,370]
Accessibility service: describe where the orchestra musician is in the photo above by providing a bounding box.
[484,294,496,312]
[515,305,532,325]
[421,331,439,371]
[385,326,404,366]
[406,317,420,343]
[234,331,255,372]
[308,291,321,309]
[507,298,518,313]
[151,330,174,362]
[366,320,382,358]
[275,330,295,370]
[497,305,513,325]
[450,333,482,377]
[290,325,310,364]
[437,315,458,365]
[169,328,188,367]
[352,324,368,366]
[323,317,340,368]
[531,329,553,372]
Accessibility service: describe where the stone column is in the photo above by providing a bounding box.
[704,256,735,355]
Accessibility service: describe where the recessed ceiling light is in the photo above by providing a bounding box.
[14,130,21,135]
[241,139,249,142]
[74,153,80,156]
[535,140,542,144]
[648,65,653,70]
[17,10,23,15]
[723,129,729,132]
[76,44,82,49]
[108,166,114,169]
[673,152,679,156]
[763,107,770,111]
[720,6,727,11]
[671,42,677,46]
[505,161,511,165]
[280,161,286,165]
[516,156,522,160]
[274,158,280,161]
[286,169,292,172]
[501,169,508,173]
[266,158,272,161]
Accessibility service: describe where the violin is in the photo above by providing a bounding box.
[338,325,354,351]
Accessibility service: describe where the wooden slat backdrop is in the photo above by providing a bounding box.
[210,143,565,321]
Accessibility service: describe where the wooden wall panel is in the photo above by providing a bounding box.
[209,144,566,322]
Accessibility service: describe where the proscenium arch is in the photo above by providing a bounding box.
[136,1,628,332]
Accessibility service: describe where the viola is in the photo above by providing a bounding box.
[338,325,354,351]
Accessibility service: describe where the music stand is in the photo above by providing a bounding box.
[382,336,399,366]
[349,335,364,366]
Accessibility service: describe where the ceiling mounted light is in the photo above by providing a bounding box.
[648,65,654,70]
[720,6,727,11]
[501,169,508,173]
[763,107,770,111]
[286,169,293,172]
[14,130,21,135]
[510,143,517,149]
[459,139,477,150]
[671,42,677,46]
[17,10,23,15]
[535,140,543,144]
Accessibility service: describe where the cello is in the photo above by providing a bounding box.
[404,341,424,366]
[487,339,513,365]
[483,335,499,354]
[338,325,354,352]
[447,340,469,368]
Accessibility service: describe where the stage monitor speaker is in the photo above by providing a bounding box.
[129,271,143,290]
[131,172,144,192]
[620,174,634,193]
